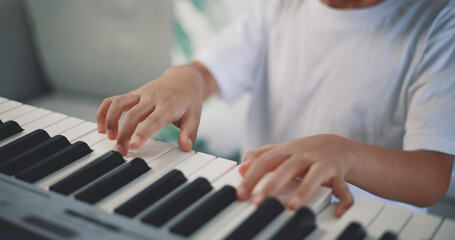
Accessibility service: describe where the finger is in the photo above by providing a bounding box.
[178,108,201,152]
[331,177,353,217]
[237,147,290,201]
[256,156,312,205]
[287,163,333,210]
[128,106,174,149]
[105,95,140,140]
[115,103,156,155]
[239,144,276,176]
[96,97,113,133]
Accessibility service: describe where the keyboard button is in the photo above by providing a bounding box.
[16,141,93,183]
[433,218,455,240]
[0,129,50,163]
[224,198,284,240]
[0,121,23,141]
[367,204,411,239]
[271,207,316,240]
[379,231,398,240]
[0,135,70,176]
[141,177,213,227]
[170,185,237,237]
[336,222,366,240]
[50,151,125,195]
[74,158,150,204]
[114,169,187,218]
[399,212,442,240]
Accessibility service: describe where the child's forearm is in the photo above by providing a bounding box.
[346,140,454,206]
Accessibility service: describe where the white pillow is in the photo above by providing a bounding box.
[25,0,172,97]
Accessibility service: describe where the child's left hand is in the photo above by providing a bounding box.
[237,134,354,217]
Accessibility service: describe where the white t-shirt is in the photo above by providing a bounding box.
[197,0,455,208]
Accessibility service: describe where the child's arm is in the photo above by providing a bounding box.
[236,134,454,217]
[96,61,218,155]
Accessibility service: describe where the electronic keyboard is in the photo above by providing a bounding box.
[0,97,454,240]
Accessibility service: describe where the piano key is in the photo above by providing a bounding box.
[98,148,194,212]
[60,121,97,142]
[433,218,455,240]
[270,207,316,240]
[77,130,107,146]
[366,204,412,239]
[0,100,22,113]
[15,141,93,183]
[170,185,237,237]
[398,212,442,240]
[44,117,84,137]
[187,157,236,182]
[0,104,36,121]
[23,112,68,132]
[0,121,23,141]
[320,197,384,240]
[0,130,50,163]
[0,97,8,104]
[379,231,398,240]
[141,177,213,227]
[336,222,366,240]
[0,135,71,176]
[224,198,285,240]
[114,169,187,218]
[174,152,216,176]
[74,158,150,204]
[14,108,52,126]
[49,151,125,195]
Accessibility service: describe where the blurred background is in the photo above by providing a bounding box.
[0,0,253,161]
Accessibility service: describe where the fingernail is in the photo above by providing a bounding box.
[288,196,302,210]
[237,186,248,199]
[186,138,193,146]
[115,145,125,155]
[107,129,114,139]
[253,193,266,205]
[130,136,142,147]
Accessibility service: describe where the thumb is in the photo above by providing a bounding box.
[178,111,200,152]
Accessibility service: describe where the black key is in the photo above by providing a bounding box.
[50,151,125,196]
[336,222,366,240]
[0,119,2,124]
[0,129,50,164]
[224,198,284,240]
[379,231,398,240]
[271,207,316,240]
[114,169,187,218]
[0,135,70,176]
[16,141,93,183]
[141,177,213,227]
[170,185,237,237]
[0,120,23,141]
[75,158,150,204]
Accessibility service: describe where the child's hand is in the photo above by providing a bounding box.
[237,134,354,217]
[96,64,210,155]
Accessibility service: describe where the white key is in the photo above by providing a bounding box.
[321,197,384,240]
[61,121,97,142]
[212,166,243,189]
[0,97,8,104]
[98,148,195,211]
[433,218,455,240]
[0,105,36,121]
[23,112,67,132]
[44,117,84,137]
[188,158,237,182]
[0,100,22,113]
[174,152,216,177]
[77,130,107,146]
[399,212,442,240]
[367,204,412,238]
[306,203,339,240]
[14,108,52,126]
[0,112,66,147]
[125,140,174,162]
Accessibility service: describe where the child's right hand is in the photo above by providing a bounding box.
[96,61,218,155]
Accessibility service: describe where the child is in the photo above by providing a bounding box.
[97,0,455,216]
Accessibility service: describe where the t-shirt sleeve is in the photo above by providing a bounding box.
[403,6,455,156]
[195,0,280,103]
